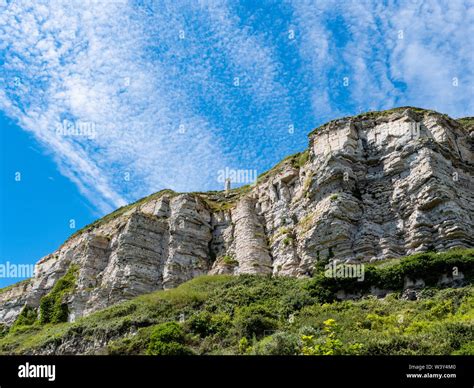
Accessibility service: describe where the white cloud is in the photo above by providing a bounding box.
[0,1,230,213]
[0,0,472,216]
[289,0,473,117]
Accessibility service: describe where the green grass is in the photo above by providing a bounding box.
[64,189,177,243]
[292,150,309,169]
[39,264,79,324]
[297,213,315,233]
[457,117,474,128]
[0,279,31,296]
[10,306,37,333]
[256,150,308,185]
[220,255,239,266]
[199,191,247,212]
[307,248,474,302]
[269,227,295,245]
[0,248,473,355]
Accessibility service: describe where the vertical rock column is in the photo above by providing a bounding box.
[162,195,213,288]
[231,197,273,274]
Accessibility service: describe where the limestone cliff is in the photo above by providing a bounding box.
[1,107,473,325]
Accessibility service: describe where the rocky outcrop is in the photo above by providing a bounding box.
[1,107,473,325]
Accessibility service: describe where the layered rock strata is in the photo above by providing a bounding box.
[1,107,472,324]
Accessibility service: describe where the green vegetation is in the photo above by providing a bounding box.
[234,304,279,339]
[221,255,239,266]
[297,213,315,233]
[146,322,193,355]
[308,106,449,136]
[256,150,307,185]
[291,150,309,169]
[199,185,252,213]
[0,324,7,338]
[10,306,37,333]
[0,249,472,355]
[307,249,473,302]
[65,189,177,243]
[282,237,293,246]
[301,318,363,355]
[330,194,338,201]
[39,264,79,324]
[0,279,31,296]
[302,171,315,197]
[277,226,291,235]
[354,106,443,119]
[270,227,295,246]
[457,117,474,128]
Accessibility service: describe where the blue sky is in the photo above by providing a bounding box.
[0,0,473,287]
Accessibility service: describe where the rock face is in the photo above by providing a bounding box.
[1,107,473,325]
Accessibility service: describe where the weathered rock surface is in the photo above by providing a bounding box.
[1,107,473,325]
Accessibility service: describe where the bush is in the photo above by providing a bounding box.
[300,319,363,355]
[0,264,472,355]
[0,323,7,338]
[452,341,474,355]
[146,322,193,355]
[255,332,299,355]
[187,311,231,338]
[279,288,315,317]
[440,322,474,351]
[108,328,153,355]
[186,311,212,337]
[10,305,37,332]
[306,249,474,302]
[234,304,279,339]
[39,265,78,324]
[238,337,251,354]
[221,255,238,266]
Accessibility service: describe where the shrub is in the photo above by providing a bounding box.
[0,323,7,338]
[282,237,293,246]
[0,264,472,355]
[238,337,251,354]
[297,151,309,167]
[440,322,474,351]
[221,255,238,266]
[255,332,299,355]
[300,319,363,355]
[306,249,474,302]
[10,305,37,332]
[146,322,193,355]
[108,327,154,355]
[279,288,315,317]
[186,311,230,338]
[39,265,78,324]
[187,311,212,337]
[452,341,474,355]
[234,304,279,339]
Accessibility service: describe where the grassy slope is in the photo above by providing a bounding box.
[457,117,474,128]
[1,249,473,355]
[0,279,31,296]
